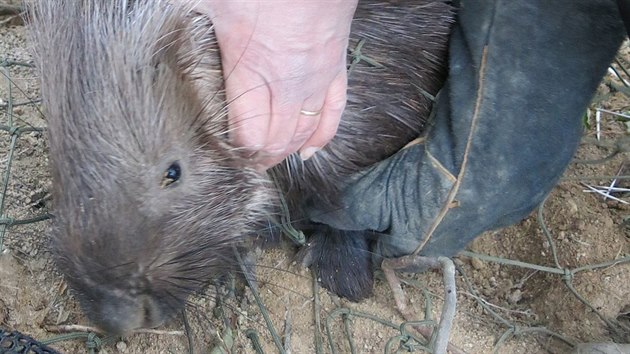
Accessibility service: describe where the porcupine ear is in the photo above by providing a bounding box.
[157,2,210,75]
[141,1,196,79]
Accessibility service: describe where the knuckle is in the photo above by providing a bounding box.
[262,145,289,156]
[231,129,267,151]
[327,94,348,112]
[318,124,340,142]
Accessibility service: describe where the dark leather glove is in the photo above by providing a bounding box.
[308,0,626,260]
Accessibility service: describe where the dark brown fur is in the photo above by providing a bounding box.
[28,0,454,334]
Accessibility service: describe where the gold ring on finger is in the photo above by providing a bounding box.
[300,109,322,116]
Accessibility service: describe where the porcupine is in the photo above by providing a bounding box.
[28,0,454,334]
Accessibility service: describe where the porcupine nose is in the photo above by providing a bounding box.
[94,294,165,335]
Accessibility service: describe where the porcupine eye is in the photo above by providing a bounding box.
[161,162,181,188]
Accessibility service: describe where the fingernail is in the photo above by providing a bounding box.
[300,146,320,161]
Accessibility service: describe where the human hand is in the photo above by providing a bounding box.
[192,0,358,170]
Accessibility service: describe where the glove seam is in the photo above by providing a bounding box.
[413,45,490,256]
[402,136,426,149]
[425,150,456,183]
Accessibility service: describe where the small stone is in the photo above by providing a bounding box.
[116,341,127,353]
[12,107,23,115]
[31,258,47,272]
[470,257,485,270]
[489,277,497,287]
[586,284,595,293]
[508,289,522,304]
[576,220,587,231]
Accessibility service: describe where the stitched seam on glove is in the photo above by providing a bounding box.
[425,150,456,183]
[412,46,490,256]
[402,136,426,149]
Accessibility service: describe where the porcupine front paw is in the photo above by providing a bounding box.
[301,227,375,301]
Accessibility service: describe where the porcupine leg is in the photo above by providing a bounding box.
[301,227,375,302]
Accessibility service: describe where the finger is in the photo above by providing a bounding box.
[224,67,272,153]
[299,71,347,160]
[254,101,302,165]
[257,90,327,169]
[254,153,288,172]
[282,92,326,152]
